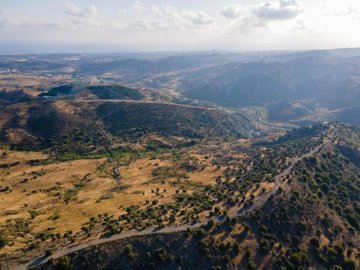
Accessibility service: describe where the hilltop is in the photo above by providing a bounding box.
[0,98,251,152]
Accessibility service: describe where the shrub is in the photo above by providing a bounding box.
[0,233,9,248]
[152,199,159,205]
[290,254,302,266]
[233,242,240,253]
[124,244,135,259]
[246,260,257,270]
[342,259,356,270]
[44,249,52,257]
[310,237,320,248]
[57,256,71,270]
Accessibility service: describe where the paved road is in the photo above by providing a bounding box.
[12,127,335,270]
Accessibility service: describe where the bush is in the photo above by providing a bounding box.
[259,239,270,253]
[57,256,71,270]
[0,233,9,248]
[309,237,320,248]
[124,244,135,259]
[152,199,159,205]
[195,228,206,238]
[233,242,240,253]
[290,254,302,266]
[342,259,356,270]
[246,260,257,270]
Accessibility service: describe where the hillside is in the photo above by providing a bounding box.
[28,123,359,270]
[178,55,360,124]
[87,85,145,100]
[0,100,250,151]
[96,102,248,139]
[181,62,296,107]
[180,56,360,108]
[266,100,312,122]
[334,104,360,125]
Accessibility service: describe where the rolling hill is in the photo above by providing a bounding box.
[178,54,360,124]
[0,99,250,151]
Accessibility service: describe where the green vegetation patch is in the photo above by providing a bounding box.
[152,166,187,179]
[56,148,143,161]
[110,183,132,193]
[63,177,89,203]
[39,85,74,97]
[87,85,144,100]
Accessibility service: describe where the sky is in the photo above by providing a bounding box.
[0,0,360,53]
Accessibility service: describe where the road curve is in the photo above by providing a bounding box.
[12,127,335,270]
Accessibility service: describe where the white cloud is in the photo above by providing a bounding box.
[237,16,267,33]
[183,10,214,25]
[65,2,98,18]
[280,0,297,7]
[129,3,214,31]
[132,1,147,12]
[1,0,360,52]
[130,20,152,31]
[221,4,243,19]
[0,10,63,30]
[253,0,302,20]
[220,0,301,34]
[65,3,82,16]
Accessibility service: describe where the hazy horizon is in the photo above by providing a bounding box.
[1,44,360,55]
[1,0,360,53]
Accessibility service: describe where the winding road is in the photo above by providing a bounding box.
[11,126,335,270]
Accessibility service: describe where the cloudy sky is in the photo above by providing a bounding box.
[0,0,359,52]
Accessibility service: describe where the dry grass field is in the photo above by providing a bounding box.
[0,74,74,91]
[0,143,244,258]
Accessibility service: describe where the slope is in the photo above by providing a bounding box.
[29,124,359,270]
